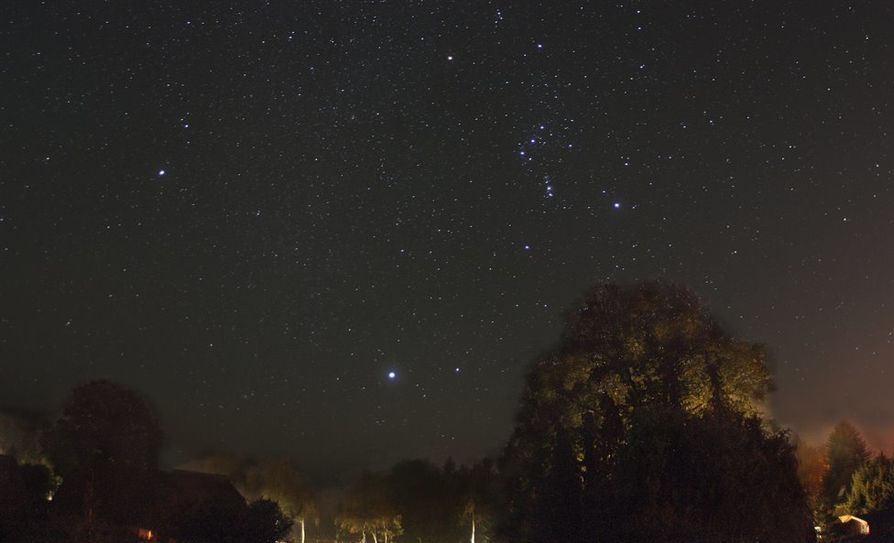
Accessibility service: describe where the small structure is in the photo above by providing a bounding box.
[838,515,871,537]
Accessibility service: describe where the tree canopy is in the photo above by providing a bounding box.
[842,454,894,516]
[40,379,163,477]
[500,282,812,543]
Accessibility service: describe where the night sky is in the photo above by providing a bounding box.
[2,1,893,476]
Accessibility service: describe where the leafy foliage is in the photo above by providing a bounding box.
[242,457,318,540]
[608,407,813,543]
[843,454,894,515]
[499,282,812,543]
[336,471,403,543]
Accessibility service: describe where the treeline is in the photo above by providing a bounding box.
[334,458,497,543]
[3,282,856,543]
[1,380,294,543]
[1,383,500,543]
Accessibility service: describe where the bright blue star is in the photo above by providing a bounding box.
[157,169,166,177]
[613,202,621,209]
[387,371,397,380]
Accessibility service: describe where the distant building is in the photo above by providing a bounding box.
[51,466,247,543]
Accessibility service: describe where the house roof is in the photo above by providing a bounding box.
[160,469,246,510]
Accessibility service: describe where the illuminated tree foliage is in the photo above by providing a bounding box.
[500,282,813,543]
[242,458,318,543]
[336,472,402,543]
[0,410,48,465]
[459,459,498,543]
[843,454,894,515]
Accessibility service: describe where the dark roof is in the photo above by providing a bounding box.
[50,467,247,530]
[158,469,246,512]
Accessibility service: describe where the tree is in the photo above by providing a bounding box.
[459,459,498,543]
[337,472,402,543]
[842,454,894,515]
[389,459,457,543]
[243,458,319,543]
[40,380,163,540]
[241,499,294,543]
[822,420,870,512]
[41,380,163,477]
[0,408,50,464]
[499,282,812,543]
[608,406,813,543]
[795,437,828,519]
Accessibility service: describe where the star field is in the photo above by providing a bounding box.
[2,1,894,474]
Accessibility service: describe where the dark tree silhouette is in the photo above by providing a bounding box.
[40,380,163,540]
[795,437,828,519]
[389,459,457,543]
[609,406,813,543]
[241,499,293,543]
[41,380,163,476]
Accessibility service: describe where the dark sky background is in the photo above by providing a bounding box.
[2,1,893,478]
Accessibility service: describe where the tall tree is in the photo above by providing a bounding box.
[500,282,812,543]
[822,420,870,511]
[459,459,498,543]
[389,459,457,543]
[40,380,163,540]
[795,437,828,518]
[41,380,163,476]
